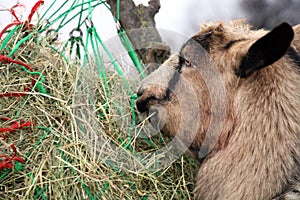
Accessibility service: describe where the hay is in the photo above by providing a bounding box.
[0,25,199,200]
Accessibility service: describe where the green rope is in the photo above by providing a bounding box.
[114,0,145,78]
[40,1,104,33]
[33,184,47,200]
[118,28,146,78]
[51,0,78,31]
[0,169,11,180]
[97,182,110,198]
[48,45,70,64]
[40,0,60,20]
[85,24,112,117]
[77,0,85,29]
[20,67,47,94]
[7,33,33,56]
[117,0,120,21]
[93,26,134,94]
[0,25,22,50]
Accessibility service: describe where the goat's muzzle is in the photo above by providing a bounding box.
[136,88,157,113]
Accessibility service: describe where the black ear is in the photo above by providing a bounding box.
[236,22,294,78]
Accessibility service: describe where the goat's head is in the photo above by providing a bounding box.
[136,20,295,159]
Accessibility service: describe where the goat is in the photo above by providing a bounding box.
[136,20,300,199]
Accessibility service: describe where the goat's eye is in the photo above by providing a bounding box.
[185,60,191,66]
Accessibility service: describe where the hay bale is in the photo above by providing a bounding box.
[0,25,199,200]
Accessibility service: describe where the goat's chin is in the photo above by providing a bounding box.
[136,104,168,132]
[148,106,167,132]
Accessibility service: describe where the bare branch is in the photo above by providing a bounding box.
[106,0,170,73]
[148,0,161,17]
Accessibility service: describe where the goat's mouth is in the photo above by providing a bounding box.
[136,95,160,113]
[136,97,167,131]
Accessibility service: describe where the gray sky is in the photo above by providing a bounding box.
[157,0,245,35]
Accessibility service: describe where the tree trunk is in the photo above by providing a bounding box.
[106,0,170,73]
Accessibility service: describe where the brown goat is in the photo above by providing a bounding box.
[136,20,300,200]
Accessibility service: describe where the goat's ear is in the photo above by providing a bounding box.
[236,22,294,78]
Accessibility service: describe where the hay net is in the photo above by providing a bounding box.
[0,0,198,199]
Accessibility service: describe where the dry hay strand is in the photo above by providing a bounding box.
[0,28,199,200]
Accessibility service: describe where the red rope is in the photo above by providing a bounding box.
[0,1,44,172]
[0,121,33,134]
[9,3,26,22]
[0,118,32,170]
[0,22,23,39]
[28,1,44,23]
[0,118,33,139]
[0,0,44,39]
[0,92,28,98]
[0,54,34,72]
[0,54,35,95]
[0,144,25,171]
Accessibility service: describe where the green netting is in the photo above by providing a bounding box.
[0,1,198,199]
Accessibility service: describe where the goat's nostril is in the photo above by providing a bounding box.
[136,99,147,113]
[136,95,158,113]
[137,88,144,97]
